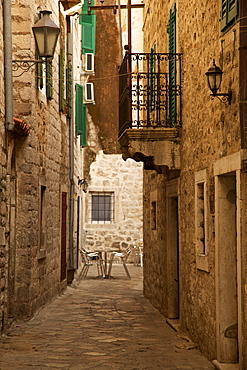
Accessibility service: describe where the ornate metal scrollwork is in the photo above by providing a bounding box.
[12,59,46,77]
[119,52,182,134]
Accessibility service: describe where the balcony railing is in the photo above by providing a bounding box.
[119,52,182,137]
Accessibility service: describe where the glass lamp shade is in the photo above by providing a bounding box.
[205,59,223,95]
[32,10,60,58]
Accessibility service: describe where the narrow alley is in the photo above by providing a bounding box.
[0,265,214,370]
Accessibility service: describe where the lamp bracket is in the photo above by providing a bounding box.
[210,89,232,105]
[12,59,50,77]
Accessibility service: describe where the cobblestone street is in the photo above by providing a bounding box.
[0,265,215,370]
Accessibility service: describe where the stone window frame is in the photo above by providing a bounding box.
[195,169,209,272]
[89,191,114,224]
[85,187,120,229]
[38,177,47,260]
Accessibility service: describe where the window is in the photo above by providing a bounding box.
[39,185,46,249]
[89,192,114,224]
[80,0,96,55]
[196,182,206,255]
[195,169,209,272]
[151,201,157,230]
[66,61,72,118]
[221,0,239,32]
[59,49,65,112]
[37,58,53,100]
[75,84,87,147]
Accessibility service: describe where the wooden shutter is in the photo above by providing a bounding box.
[221,0,238,31]
[59,49,65,111]
[80,0,96,54]
[66,61,72,118]
[167,3,177,125]
[75,84,87,146]
[228,0,238,23]
[46,58,53,100]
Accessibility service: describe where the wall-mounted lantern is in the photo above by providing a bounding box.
[12,10,60,76]
[78,177,89,193]
[205,59,232,105]
[32,10,60,58]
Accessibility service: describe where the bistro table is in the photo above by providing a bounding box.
[93,248,120,278]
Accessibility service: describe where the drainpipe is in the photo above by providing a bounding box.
[118,0,123,59]
[239,1,247,150]
[67,16,75,274]
[239,2,247,367]
[3,0,14,130]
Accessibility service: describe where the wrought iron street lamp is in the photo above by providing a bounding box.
[205,59,232,105]
[32,10,60,58]
[12,10,60,76]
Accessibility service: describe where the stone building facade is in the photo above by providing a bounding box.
[1,0,86,331]
[0,0,7,332]
[84,151,143,256]
[79,0,143,263]
[118,0,247,368]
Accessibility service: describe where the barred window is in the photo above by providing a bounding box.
[89,192,114,224]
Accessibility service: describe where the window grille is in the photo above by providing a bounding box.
[196,182,206,255]
[89,192,114,224]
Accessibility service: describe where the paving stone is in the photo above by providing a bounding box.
[0,265,215,370]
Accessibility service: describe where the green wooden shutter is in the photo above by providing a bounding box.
[80,0,96,54]
[221,0,238,31]
[167,3,177,126]
[59,49,65,111]
[66,61,72,118]
[46,58,53,100]
[75,84,87,146]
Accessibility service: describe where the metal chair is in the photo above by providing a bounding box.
[107,247,132,279]
[79,248,104,278]
[133,239,143,267]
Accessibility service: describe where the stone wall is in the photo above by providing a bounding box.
[81,1,144,267]
[0,1,8,332]
[84,151,143,261]
[7,0,71,320]
[142,0,242,363]
[143,170,168,315]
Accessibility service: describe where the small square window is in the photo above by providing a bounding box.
[89,192,114,224]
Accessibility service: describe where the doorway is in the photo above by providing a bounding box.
[167,179,179,319]
[216,172,238,363]
[61,192,67,281]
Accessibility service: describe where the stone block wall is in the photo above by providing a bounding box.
[178,0,240,359]
[8,0,70,320]
[84,151,143,262]
[0,2,8,331]
[143,169,168,316]
[142,0,242,363]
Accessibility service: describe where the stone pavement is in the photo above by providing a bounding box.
[0,264,215,370]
